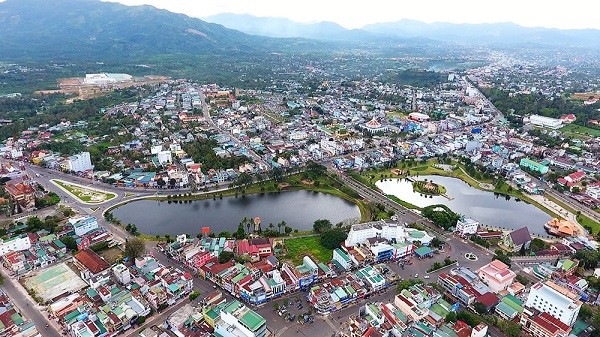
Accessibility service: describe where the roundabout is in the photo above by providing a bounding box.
[464,252,478,261]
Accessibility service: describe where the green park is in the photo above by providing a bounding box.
[51,179,117,204]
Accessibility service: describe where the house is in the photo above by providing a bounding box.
[455,217,479,236]
[4,180,35,210]
[503,227,532,252]
[559,114,576,124]
[520,307,572,337]
[73,249,110,285]
[477,260,516,293]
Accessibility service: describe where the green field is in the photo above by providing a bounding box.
[52,179,116,204]
[562,124,600,138]
[284,236,332,265]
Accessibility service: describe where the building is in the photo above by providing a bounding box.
[112,264,131,285]
[332,248,354,270]
[345,221,433,247]
[73,249,110,284]
[68,216,99,237]
[520,307,572,337]
[477,260,516,293]
[0,234,31,256]
[213,300,267,337]
[455,217,479,236]
[66,152,93,172]
[84,73,132,85]
[409,112,431,122]
[503,227,532,252]
[525,281,582,326]
[157,150,172,165]
[528,115,563,129]
[4,180,36,210]
[520,158,549,174]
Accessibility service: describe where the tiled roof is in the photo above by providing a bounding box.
[74,249,109,274]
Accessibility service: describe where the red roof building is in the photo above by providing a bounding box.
[73,249,109,275]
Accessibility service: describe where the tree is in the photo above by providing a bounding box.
[60,236,78,251]
[430,237,444,249]
[456,311,481,327]
[445,311,457,323]
[0,272,4,285]
[125,237,145,260]
[219,251,235,264]
[217,231,231,238]
[313,219,333,233]
[496,319,521,337]
[515,274,530,286]
[530,238,549,252]
[189,291,201,301]
[473,302,488,315]
[284,226,293,235]
[320,229,348,249]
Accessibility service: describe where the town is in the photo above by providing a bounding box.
[0,31,599,337]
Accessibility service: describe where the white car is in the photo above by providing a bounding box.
[414,274,419,278]
[424,275,430,279]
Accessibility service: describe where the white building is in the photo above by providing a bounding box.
[214,300,267,337]
[345,221,433,247]
[455,217,480,236]
[157,150,172,165]
[150,145,163,155]
[66,152,93,172]
[0,235,31,256]
[84,73,132,85]
[586,185,600,200]
[525,281,582,326]
[528,114,563,129]
[112,264,131,285]
[69,216,99,237]
[332,248,353,270]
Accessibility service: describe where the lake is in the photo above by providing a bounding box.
[376,175,552,235]
[112,190,361,235]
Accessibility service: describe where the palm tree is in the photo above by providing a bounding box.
[278,221,286,234]
[277,221,283,234]
[268,223,275,232]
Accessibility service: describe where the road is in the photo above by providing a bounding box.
[0,267,62,337]
[544,189,600,223]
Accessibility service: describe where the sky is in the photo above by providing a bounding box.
[102,0,600,30]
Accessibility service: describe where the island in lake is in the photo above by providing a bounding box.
[412,179,446,196]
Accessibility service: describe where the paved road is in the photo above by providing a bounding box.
[545,189,600,223]
[0,268,62,337]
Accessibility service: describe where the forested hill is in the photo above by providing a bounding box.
[0,0,278,60]
[481,87,600,128]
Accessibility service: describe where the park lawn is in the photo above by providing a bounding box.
[284,236,332,265]
[577,214,600,233]
[562,124,600,138]
[52,179,116,203]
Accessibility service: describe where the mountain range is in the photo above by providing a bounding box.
[204,13,381,41]
[206,13,600,49]
[0,0,274,60]
[0,0,599,64]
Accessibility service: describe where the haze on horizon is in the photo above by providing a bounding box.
[98,0,600,30]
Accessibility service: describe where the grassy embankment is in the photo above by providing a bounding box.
[283,236,332,265]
